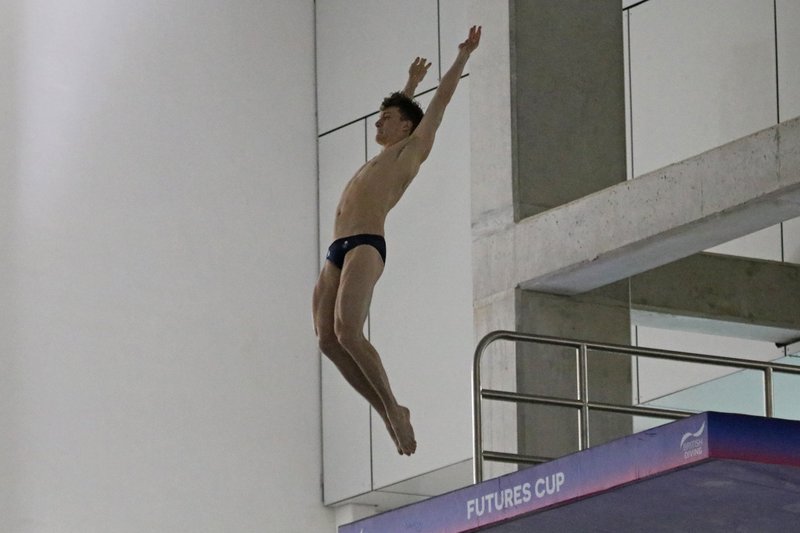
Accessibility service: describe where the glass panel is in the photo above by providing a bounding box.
[642,367,765,416]
[636,355,748,405]
[478,338,519,393]
[517,342,579,400]
[516,402,581,460]
[586,348,634,405]
[479,397,518,455]
[479,399,580,463]
[772,356,800,421]
[588,410,635,448]
[481,462,519,482]
[632,415,674,434]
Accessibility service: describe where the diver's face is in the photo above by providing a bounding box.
[375,107,411,146]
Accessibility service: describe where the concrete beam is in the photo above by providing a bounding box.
[629,252,800,344]
[508,116,800,295]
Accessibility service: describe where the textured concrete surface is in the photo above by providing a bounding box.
[470,0,634,470]
[629,252,800,343]
[516,116,800,295]
[513,0,627,218]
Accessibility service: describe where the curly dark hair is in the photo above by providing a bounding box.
[381,92,424,132]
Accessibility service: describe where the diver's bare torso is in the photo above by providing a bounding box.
[333,136,423,239]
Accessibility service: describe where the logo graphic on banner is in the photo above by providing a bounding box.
[680,421,706,459]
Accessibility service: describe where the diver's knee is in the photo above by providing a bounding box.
[317,330,341,356]
[334,321,364,352]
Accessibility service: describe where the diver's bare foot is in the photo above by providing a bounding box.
[389,406,416,456]
[380,414,403,455]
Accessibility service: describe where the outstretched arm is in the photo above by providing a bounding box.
[411,26,481,160]
[402,57,432,97]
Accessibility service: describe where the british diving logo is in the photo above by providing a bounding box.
[680,421,706,459]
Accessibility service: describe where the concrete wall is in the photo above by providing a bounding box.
[1,1,333,531]
[316,0,475,507]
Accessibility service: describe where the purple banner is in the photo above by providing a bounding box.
[340,413,800,533]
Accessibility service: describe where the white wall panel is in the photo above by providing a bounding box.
[776,1,799,265]
[369,87,474,488]
[321,359,372,504]
[777,0,800,120]
[706,224,783,261]
[439,0,472,79]
[635,326,784,405]
[0,2,20,524]
[318,122,373,504]
[316,0,439,134]
[784,216,800,263]
[628,0,776,177]
[6,1,331,530]
[318,121,366,255]
[623,11,633,180]
[782,0,800,264]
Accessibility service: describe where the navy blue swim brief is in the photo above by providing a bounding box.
[325,234,387,269]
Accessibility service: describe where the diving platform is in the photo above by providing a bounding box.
[339,412,800,532]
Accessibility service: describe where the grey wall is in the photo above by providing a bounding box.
[1,1,332,531]
[513,0,627,218]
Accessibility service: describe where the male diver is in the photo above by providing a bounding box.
[313,26,481,456]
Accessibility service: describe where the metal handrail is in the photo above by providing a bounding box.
[472,330,800,482]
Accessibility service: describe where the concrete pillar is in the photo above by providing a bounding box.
[470,0,518,479]
[517,283,633,457]
[512,0,627,218]
[471,0,632,470]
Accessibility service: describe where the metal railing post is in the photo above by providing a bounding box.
[472,339,484,483]
[765,367,774,417]
[578,344,590,450]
